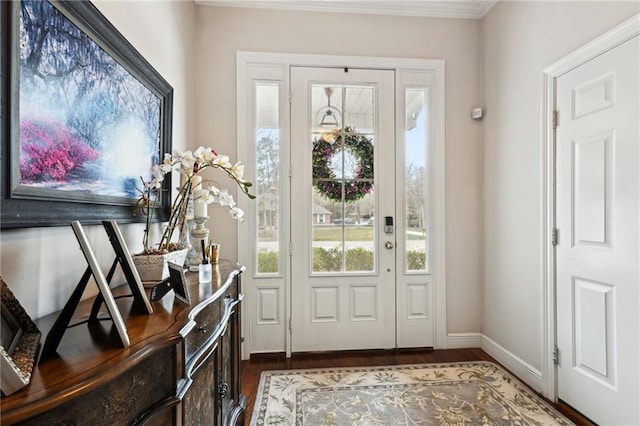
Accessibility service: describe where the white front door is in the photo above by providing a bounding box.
[556,35,639,425]
[290,67,396,351]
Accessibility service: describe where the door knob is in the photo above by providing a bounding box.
[385,241,394,249]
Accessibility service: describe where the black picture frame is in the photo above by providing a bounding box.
[101,220,153,314]
[167,261,191,305]
[1,303,23,354]
[1,278,42,396]
[0,0,173,229]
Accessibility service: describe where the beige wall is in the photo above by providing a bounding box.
[7,1,631,366]
[481,1,639,371]
[0,1,196,318]
[195,6,484,334]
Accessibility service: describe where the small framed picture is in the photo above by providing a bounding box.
[1,278,42,396]
[102,220,153,314]
[167,262,191,305]
[71,221,130,348]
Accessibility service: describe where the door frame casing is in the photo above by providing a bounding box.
[236,52,446,359]
[540,14,640,400]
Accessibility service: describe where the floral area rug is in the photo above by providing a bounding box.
[250,361,574,425]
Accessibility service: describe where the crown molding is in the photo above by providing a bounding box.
[195,0,498,20]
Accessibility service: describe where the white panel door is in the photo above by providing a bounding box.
[290,67,396,351]
[556,35,639,425]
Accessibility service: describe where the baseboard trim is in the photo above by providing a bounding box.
[481,334,543,392]
[445,332,482,348]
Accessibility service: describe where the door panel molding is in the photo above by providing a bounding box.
[541,13,639,403]
[572,277,616,389]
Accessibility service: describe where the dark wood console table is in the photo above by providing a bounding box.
[0,260,246,425]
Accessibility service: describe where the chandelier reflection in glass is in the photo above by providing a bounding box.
[315,87,342,130]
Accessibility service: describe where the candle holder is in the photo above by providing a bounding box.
[187,216,209,272]
[179,189,195,267]
[180,220,194,268]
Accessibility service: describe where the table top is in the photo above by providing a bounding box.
[1,260,243,423]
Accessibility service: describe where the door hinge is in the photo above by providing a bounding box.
[551,228,558,246]
[289,243,293,256]
[288,89,292,104]
[553,345,559,366]
[552,111,558,129]
[289,165,292,180]
[288,317,293,333]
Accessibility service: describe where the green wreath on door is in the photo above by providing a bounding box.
[312,127,374,202]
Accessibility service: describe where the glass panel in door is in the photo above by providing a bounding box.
[404,88,429,273]
[310,85,376,274]
[255,83,281,275]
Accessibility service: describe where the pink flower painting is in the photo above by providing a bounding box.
[19,120,100,183]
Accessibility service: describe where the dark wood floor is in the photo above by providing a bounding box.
[241,348,594,425]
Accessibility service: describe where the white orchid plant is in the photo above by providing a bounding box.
[137,146,254,253]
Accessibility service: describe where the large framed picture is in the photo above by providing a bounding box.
[1,278,41,396]
[0,0,173,228]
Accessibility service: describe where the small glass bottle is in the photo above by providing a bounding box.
[199,240,212,283]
